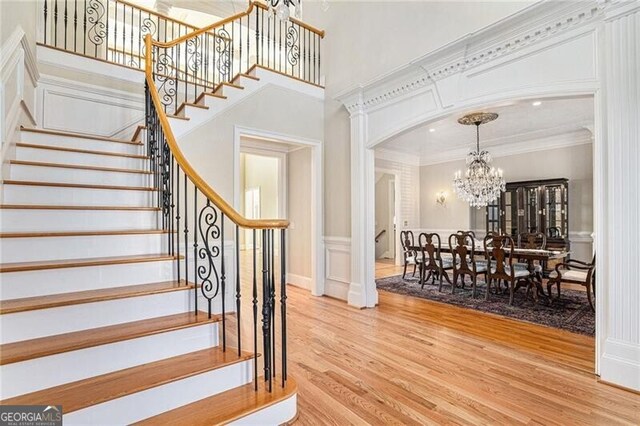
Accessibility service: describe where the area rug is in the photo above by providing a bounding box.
[376,275,594,335]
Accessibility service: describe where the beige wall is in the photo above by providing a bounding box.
[374,173,393,259]
[240,153,279,219]
[303,1,534,238]
[179,84,323,212]
[288,147,312,279]
[1,0,38,47]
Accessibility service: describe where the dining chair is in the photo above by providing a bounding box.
[400,230,421,279]
[483,234,531,305]
[418,232,454,291]
[547,255,596,311]
[516,232,547,283]
[448,232,487,297]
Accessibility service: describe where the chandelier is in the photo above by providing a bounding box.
[452,112,506,208]
[268,0,302,21]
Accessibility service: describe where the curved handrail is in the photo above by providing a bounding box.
[144,34,289,229]
[153,0,324,49]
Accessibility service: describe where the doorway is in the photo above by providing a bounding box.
[375,172,396,263]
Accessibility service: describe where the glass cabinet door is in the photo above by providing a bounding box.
[486,198,501,234]
[544,185,567,238]
[503,189,518,237]
[524,186,539,233]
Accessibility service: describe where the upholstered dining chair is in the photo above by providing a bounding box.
[483,234,531,305]
[400,230,421,279]
[547,255,596,311]
[448,232,487,297]
[516,232,547,283]
[418,232,454,291]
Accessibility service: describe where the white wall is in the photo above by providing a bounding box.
[374,173,393,259]
[240,153,280,220]
[287,147,312,287]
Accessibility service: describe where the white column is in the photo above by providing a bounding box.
[599,1,640,392]
[347,100,378,308]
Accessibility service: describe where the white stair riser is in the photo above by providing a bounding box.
[3,185,156,207]
[1,234,168,263]
[229,394,297,426]
[16,146,147,169]
[200,96,227,109]
[65,361,252,425]
[0,323,218,399]
[0,260,174,299]
[0,290,195,344]
[0,209,159,232]
[20,131,144,155]
[10,164,151,187]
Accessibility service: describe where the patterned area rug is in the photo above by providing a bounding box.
[376,274,594,335]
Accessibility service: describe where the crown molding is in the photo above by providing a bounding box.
[418,129,593,166]
[336,0,611,115]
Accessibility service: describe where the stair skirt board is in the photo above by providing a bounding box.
[0,260,175,299]
[9,163,152,187]
[65,361,252,425]
[0,209,160,232]
[228,393,297,426]
[20,131,144,155]
[1,233,169,263]
[0,323,219,398]
[16,146,147,169]
[2,184,156,207]
[0,290,197,344]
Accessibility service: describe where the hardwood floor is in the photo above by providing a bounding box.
[233,253,639,425]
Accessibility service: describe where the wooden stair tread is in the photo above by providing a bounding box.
[0,254,180,273]
[16,143,147,159]
[195,92,228,105]
[0,346,251,414]
[131,125,147,142]
[0,280,193,315]
[0,229,169,238]
[21,127,143,146]
[175,102,209,116]
[2,180,157,191]
[0,311,220,366]
[10,160,152,175]
[135,377,297,426]
[0,204,160,211]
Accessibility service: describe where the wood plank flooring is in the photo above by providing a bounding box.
[236,253,640,425]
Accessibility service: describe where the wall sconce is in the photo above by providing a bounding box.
[436,191,447,206]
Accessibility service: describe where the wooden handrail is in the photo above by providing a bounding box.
[144,35,288,229]
[153,1,324,49]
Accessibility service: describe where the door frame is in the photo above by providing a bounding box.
[233,125,325,297]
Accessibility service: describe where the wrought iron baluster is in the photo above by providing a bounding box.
[255,7,260,66]
[83,0,86,54]
[280,228,287,386]
[193,187,198,312]
[184,170,189,288]
[252,229,258,390]
[270,228,276,379]
[221,213,226,351]
[236,224,241,356]
[44,0,48,44]
[246,14,250,72]
[175,162,180,273]
[267,13,270,68]
[73,0,77,51]
[54,0,58,46]
[261,229,271,390]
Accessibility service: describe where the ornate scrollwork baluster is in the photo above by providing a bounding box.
[286,23,300,67]
[86,0,106,56]
[198,200,221,318]
[215,28,231,81]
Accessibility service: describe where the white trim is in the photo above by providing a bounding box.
[375,148,420,167]
[233,125,324,297]
[286,273,312,290]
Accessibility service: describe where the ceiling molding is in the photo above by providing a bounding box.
[418,130,593,167]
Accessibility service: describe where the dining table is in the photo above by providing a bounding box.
[408,243,570,299]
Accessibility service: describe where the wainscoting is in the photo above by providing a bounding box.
[323,237,350,300]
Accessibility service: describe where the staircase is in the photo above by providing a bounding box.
[0,125,296,424]
[0,1,325,421]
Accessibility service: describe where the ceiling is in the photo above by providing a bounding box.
[377,96,594,165]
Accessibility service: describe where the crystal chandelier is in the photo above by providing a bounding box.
[268,0,302,21]
[452,112,506,208]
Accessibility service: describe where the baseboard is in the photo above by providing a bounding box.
[286,273,312,290]
[599,338,640,392]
